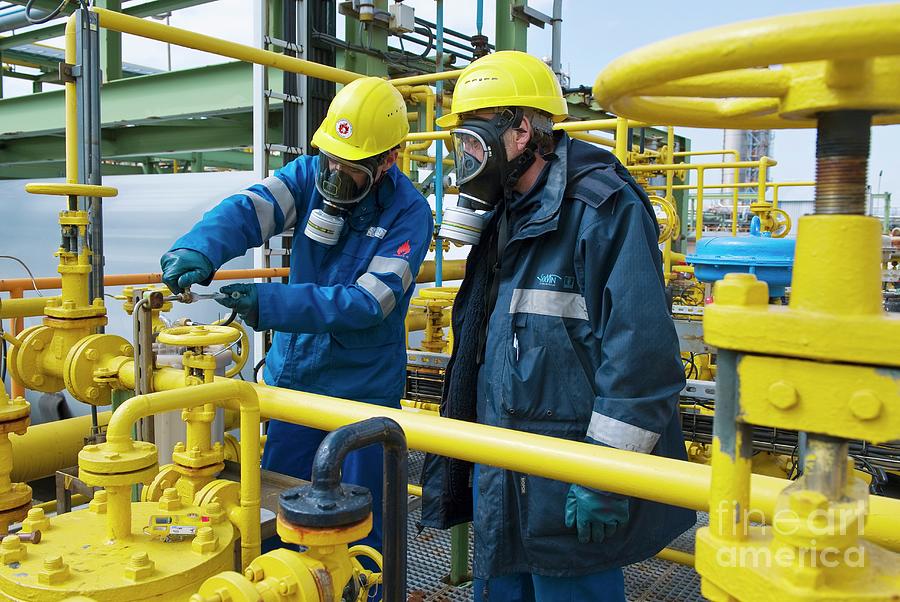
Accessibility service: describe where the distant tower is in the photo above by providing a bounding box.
[722,130,774,184]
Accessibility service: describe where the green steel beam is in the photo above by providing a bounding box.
[495,0,528,52]
[0,0,218,52]
[342,0,389,76]
[0,161,144,179]
[98,0,124,82]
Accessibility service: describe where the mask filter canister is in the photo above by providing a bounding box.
[304,208,346,246]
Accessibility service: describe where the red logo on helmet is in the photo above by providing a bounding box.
[396,240,411,257]
[336,118,353,139]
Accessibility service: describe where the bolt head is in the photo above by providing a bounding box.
[121,344,134,355]
[32,375,44,386]
[84,348,98,361]
[768,381,798,410]
[87,387,99,400]
[713,273,769,307]
[849,390,882,421]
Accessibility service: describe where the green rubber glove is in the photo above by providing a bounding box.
[160,249,214,294]
[217,283,259,329]
[565,484,630,544]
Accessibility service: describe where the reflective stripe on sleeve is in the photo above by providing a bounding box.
[508,288,588,320]
[261,176,297,231]
[367,256,413,292]
[243,190,276,239]
[357,272,396,317]
[586,412,660,453]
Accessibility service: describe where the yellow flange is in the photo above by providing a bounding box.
[593,5,900,129]
[64,334,133,406]
[157,325,241,348]
[79,441,158,477]
[276,513,373,548]
[191,548,322,602]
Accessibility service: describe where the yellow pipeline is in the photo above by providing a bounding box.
[569,132,615,149]
[111,363,900,551]
[0,296,59,319]
[405,306,451,332]
[673,149,740,235]
[408,155,454,167]
[417,259,465,283]
[91,8,360,85]
[10,412,110,483]
[65,16,77,183]
[389,70,464,86]
[554,118,651,132]
[104,380,261,569]
[405,131,452,143]
[398,85,435,174]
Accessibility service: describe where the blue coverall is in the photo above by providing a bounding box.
[422,134,695,600]
[172,155,434,551]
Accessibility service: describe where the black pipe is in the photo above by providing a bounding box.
[310,417,408,602]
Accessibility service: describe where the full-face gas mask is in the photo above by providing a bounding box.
[438,109,536,245]
[306,151,382,245]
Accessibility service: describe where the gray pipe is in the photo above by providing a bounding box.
[0,7,51,32]
[551,0,562,78]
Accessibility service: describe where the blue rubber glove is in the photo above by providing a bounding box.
[160,249,214,294]
[565,484,630,544]
[217,283,259,329]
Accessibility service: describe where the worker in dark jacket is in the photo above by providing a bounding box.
[422,51,695,601]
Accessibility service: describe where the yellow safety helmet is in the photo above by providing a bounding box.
[312,77,409,162]
[436,51,568,129]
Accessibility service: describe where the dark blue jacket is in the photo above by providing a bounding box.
[172,156,434,406]
[423,134,695,577]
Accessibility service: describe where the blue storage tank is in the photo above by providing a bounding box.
[687,230,795,297]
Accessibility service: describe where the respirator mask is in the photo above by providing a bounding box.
[439,109,536,245]
[306,151,380,245]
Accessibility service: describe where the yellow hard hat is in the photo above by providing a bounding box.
[312,77,409,161]
[436,51,568,129]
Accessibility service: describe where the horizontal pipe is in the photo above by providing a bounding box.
[405,131,452,142]
[417,259,465,283]
[656,547,695,567]
[0,296,59,319]
[92,8,361,84]
[629,158,777,173]
[554,118,650,132]
[389,70,464,86]
[0,267,289,295]
[11,412,111,483]
[568,132,616,149]
[405,306,451,332]
[408,154,454,167]
[119,366,900,552]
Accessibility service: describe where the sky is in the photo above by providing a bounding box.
[2,0,897,199]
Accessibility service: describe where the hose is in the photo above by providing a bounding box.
[24,0,80,25]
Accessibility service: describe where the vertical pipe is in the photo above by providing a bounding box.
[434,0,444,286]
[65,17,78,185]
[550,0,562,79]
[476,0,483,35]
[236,394,261,570]
[731,163,740,236]
[252,0,268,379]
[757,158,768,205]
[696,168,705,241]
[614,117,628,163]
[8,289,24,399]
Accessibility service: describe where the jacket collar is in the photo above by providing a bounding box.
[509,132,570,242]
[349,163,400,230]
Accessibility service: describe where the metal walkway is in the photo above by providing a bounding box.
[406,452,704,601]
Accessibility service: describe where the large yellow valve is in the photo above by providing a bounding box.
[596,5,900,601]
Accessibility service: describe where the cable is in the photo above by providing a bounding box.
[1,331,6,384]
[253,357,266,384]
[219,308,238,327]
[24,0,73,24]
[0,256,43,296]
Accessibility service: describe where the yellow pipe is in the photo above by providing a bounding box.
[115,366,900,551]
[405,306,451,332]
[614,117,629,163]
[33,494,88,513]
[389,70,465,86]
[398,86,435,174]
[569,132,616,148]
[656,547,695,567]
[404,131,452,142]
[417,259,465,283]
[11,412,110,483]
[104,380,261,568]
[554,118,650,132]
[696,168,705,240]
[65,16,77,184]
[408,154,454,167]
[629,158,777,172]
[0,296,59,320]
[408,484,422,497]
[91,7,360,85]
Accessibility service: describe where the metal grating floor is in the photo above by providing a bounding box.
[406,451,705,601]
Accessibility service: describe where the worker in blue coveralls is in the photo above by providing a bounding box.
[421,51,696,601]
[160,76,434,554]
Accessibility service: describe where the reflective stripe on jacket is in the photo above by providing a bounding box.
[172,157,434,406]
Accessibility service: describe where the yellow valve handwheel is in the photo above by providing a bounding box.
[649,195,680,243]
[156,324,241,348]
[348,544,384,600]
[767,208,792,239]
[420,286,459,300]
[211,319,249,379]
[593,5,900,129]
